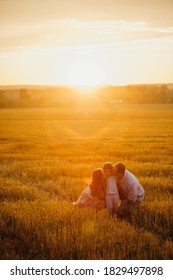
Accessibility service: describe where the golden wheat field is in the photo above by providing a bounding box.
[0,103,173,260]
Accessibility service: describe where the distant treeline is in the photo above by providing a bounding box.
[0,84,173,107]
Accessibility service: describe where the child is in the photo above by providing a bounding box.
[103,162,120,216]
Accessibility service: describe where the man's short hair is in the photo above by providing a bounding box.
[103,162,113,170]
[114,163,125,174]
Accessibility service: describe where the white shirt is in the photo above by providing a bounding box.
[117,170,144,202]
[106,175,119,195]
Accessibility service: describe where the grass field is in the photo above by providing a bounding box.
[0,103,173,259]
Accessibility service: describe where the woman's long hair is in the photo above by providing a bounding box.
[90,168,105,199]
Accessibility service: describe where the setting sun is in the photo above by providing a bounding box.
[65,58,106,87]
[0,1,173,86]
[0,0,173,264]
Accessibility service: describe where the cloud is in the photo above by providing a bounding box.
[0,0,173,26]
[0,20,173,52]
[1,1,173,52]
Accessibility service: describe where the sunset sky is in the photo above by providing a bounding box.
[0,0,173,86]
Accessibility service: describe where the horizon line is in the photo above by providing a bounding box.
[0,82,173,88]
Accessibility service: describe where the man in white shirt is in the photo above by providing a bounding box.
[103,162,120,216]
[113,163,144,219]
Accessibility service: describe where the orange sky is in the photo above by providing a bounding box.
[0,0,173,86]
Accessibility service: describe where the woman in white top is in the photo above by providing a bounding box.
[73,168,106,211]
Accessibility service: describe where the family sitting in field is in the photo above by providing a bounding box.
[73,162,145,220]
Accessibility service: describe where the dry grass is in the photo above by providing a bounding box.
[0,104,173,259]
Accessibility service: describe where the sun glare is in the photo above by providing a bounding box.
[65,59,106,88]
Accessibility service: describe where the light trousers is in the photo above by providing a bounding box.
[105,193,119,216]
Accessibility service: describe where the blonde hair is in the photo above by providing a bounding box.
[103,162,113,170]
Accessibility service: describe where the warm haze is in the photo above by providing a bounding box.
[1,1,173,263]
[0,0,173,87]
